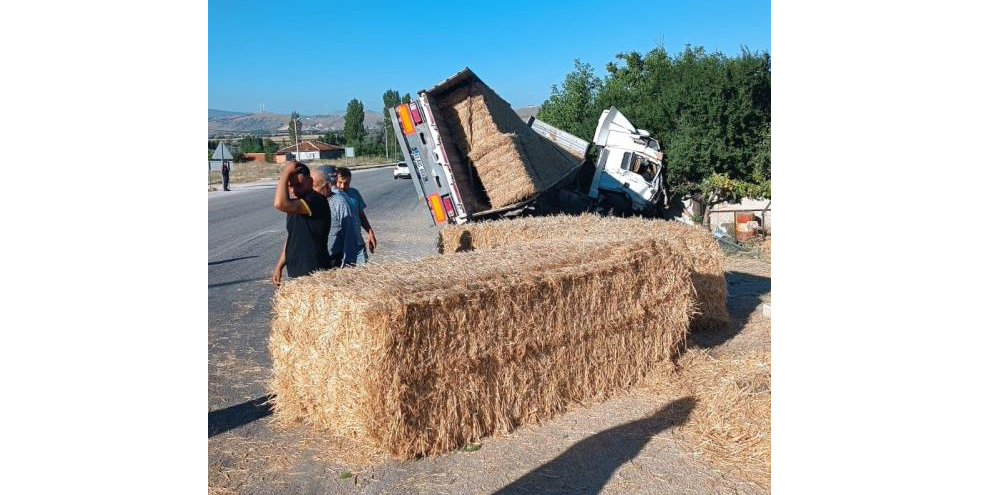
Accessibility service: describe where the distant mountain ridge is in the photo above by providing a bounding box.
[208,109,250,118]
[208,106,542,135]
[208,109,383,135]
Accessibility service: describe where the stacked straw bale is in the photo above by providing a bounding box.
[435,81,580,209]
[437,214,729,332]
[270,236,694,458]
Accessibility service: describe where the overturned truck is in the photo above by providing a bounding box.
[389,67,669,225]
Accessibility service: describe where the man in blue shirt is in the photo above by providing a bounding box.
[333,167,377,266]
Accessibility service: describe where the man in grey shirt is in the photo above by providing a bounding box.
[313,165,360,267]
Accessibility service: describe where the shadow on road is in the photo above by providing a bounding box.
[690,270,770,349]
[209,395,275,438]
[209,277,270,289]
[492,397,695,495]
[209,255,259,266]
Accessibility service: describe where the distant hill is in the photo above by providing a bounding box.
[208,106,542,136]
[208,110,383,135]
[208,109,250,118]
[515,106,541,121]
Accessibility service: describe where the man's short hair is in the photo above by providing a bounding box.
[294,162,311,176]
[313,165,337,183]
[337,167,351,178]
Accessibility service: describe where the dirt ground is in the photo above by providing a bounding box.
[209,248,771,495]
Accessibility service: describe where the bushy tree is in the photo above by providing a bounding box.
[238,136,264,153]
[318,130,346,146]
[536,60,602,140]
[262,138,279,162]
[382,89,402,158]
[343,99,366,145]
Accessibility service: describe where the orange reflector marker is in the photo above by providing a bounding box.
[398,104,415,135]
[428,193,446,223]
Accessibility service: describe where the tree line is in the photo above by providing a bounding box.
[537,45,770,225]
[318,91,410,158]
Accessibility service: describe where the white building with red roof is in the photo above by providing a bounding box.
[274,140,344,162]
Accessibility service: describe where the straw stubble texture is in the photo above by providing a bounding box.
[270,236,695,458]
[437,214,729,332]
[436,81,579,209]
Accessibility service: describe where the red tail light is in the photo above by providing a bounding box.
[441,195,455,217]
[409,101,423,124]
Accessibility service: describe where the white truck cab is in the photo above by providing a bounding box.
[588,107,667,211]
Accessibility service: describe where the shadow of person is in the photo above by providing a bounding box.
[208,255,260,266]
[208,395,274,437]
[492,396,695,495]
[456,230,473,252]
[691,270,771,349]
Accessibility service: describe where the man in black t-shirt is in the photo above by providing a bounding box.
[271,161,331,284]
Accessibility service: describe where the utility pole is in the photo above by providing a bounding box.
[293,113,300,162]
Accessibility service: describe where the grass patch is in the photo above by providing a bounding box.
[208,161,281,185]
[338,470,353,480]
[461,442,481,452]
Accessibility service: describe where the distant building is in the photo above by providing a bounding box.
[274,140,344,162]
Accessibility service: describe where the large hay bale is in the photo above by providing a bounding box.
[437,214,729,332]
[436,81,579,209]
[270,236,694,458]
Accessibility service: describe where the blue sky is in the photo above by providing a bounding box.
[209,0,769,115]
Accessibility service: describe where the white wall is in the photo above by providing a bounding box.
[710,198,772,234]
[674,196,772,234]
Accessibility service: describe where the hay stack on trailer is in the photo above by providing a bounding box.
[437,214,729,332]
[270,236,694,458]
[432,74,581,210]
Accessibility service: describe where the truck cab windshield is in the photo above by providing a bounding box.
[622,152,659,183]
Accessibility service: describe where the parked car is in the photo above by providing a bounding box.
[393,162,411,179]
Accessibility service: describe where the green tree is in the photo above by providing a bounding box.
[402,93,411,104]
[382,89,401,158]
[262,138,280,162]
[318,130,346,146]
[288,111,301,145]
[536,60,602,140]
[356,126,386,156]
[238,136,264,153]
[343,99,366,145]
